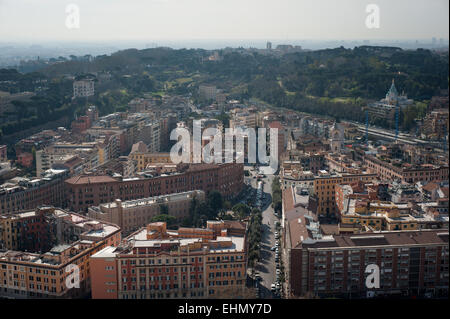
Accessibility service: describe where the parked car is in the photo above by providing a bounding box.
[271,284,276,291]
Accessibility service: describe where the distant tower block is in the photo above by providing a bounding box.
[267,42,272,50]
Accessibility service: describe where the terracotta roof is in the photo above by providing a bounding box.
[285,206,313,249]
[440,187,449,198]
[423,182,439,192]
[320,224,339,235]
[64,156,83,167]
[130,141,148,154]
[268,121,283,130]
[282,188,294,212]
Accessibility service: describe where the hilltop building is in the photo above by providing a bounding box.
[365,80,413,127]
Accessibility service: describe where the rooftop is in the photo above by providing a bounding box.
[65,175,118,185]
[300,229,448,249]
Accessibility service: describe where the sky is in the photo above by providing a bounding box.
[0,0,448,43]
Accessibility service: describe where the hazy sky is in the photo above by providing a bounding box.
[0,0,448,42]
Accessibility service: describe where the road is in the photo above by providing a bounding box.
[258,174,279,298]
[244,167,280,299]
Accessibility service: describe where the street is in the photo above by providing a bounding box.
[244,166,281,299]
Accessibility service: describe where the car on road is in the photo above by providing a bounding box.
[276,283,281,290]
[270,246,276,251]
[270,284,276,292]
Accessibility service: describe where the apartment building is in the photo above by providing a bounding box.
[36,143,101,178]
[159,114,178,151]
[86,127,129,155]
[421,109,449,140]
[364,154,449,184]
[96,134,121,165]
[335,181,378,208]
[128,98,153,113]
[65,163,244,212]
[288,133,328,153]
[15,130,57,156]
[312,171,377,217]
[87,112,159,155]
[73,79,95,98]
[0,169,68,215]
[87,190,205,235]
[198,85,217,101]
[85,105,99,123]
[229,108,257,129]
[136,121,160,153]
[339,199,447,233]
[129,152,173,172]
[71,116,92,134]
[289,229,449,298]
[281,150,326,175]
[16,152,33,168]
[90,221,247,299]
[0,207,121,299]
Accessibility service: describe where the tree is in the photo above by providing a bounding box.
[223,200,232,210]
[150,214,177,226]
[207,190,223,212]
[217,111,230,127]
[271,177,283,214]
[197,202,214,221]
[232,203,251,220]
